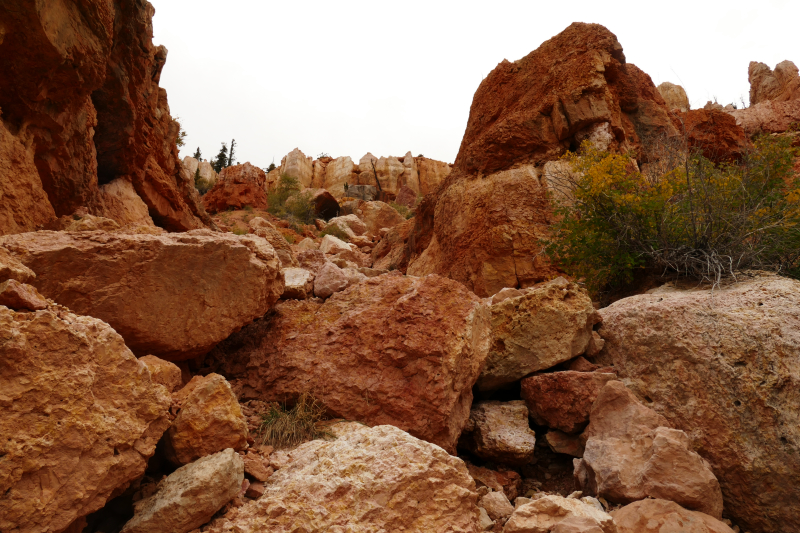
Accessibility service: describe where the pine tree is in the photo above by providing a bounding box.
[228,139,237,168]
[194,167,203,193]
[193,147,202,160]
[212,142,228,173]
[266,162,276,173]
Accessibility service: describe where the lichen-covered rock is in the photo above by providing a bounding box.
[121,448,244,533]
[206,272,490,453]
[139,355,183,393]
[612,499,735,533]
[0,305,171,533]
[202,423,480,533]
[521,371,617,434]
[476,277,600,391]
[165,374,248,465]
[0,230,283,361]
[575,381,723,518]
[503,495,615,533]
[595,275,800,532]
[459,401,537,466]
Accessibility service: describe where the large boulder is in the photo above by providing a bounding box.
[657,81,690,112]
[280,148,314,188]
[403,23,679,296]
[0,230,283,361]
[504,495,615,533]
[476,277,600,391]
[120,448,244,533]
[458,401,537,466]
[358,201,406,235]
[594,275,800,533]
[248,217,298,268]
[748,60,800,105]
[202,163,268,214]
[164,374,248,465]
[678,109,749,163]
[94,178,157,228]
[205,272,490,452]
[202,423,480,533]
[575,381,724,518]
[612,499,735,533]
[0,305,171,533]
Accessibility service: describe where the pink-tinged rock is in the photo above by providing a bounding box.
[319,234,353,255]
[139,355,183,393]
[281,267,314,300]
[394,185,419,208]
[313,262,349,298]
[0,306,171,533]
[459,401,537,466]
[0,230,283,361]
[575,381,723,518]
[297,249,327,276]
[521,371,617,434]
[0,279,48,311]
[249,217,298,269]
[728,99,800,135]
[164,374,248,465]
[612,499,735,533]
[205,272,490,453]
[748,60,800,105]
[243,451,273,482]
[245,481,266,499]
[503,495,615,533]
[480,491,514,521]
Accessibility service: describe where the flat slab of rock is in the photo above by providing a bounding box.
[595,275,800,532]
[165,374,248,465]
[612,499,735,533]
[504,495,615,533]
[459,400,537,466]
[0,230,283,361]
[202,423,480,532]
[0,306,171,533]
[476,277,600,391]
[206,272,490,453]
[121,448,244,533]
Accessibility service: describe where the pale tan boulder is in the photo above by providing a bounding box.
[207,272,490,452]
[93,178,156,227]
[323,156,355,197]
[0,246,35,283]
[249,217,298,268]
[0,306,171,533]
[503,495,615,533]
[748,60,800,104]
[416,156,452,195]
[332,247,372,268]
[476,277,600,391]
[326,213,367,237]
[479,507,495,530]
[201,422,481,533]
[459,401,537,466]
[575,381,723,518]
[165,373,248,465]
[0,230,283,361]
[657,81,690,112]
[0,279,48,311]
[282,267,314,299]
[481,490,514,521]
[313,262,349,299]
[120,448,244,533]
[401,151,421,193]
[359,200,406,235]
[319,233,353,254]
[296,237,318,251]
[139,355,183,393]
[280,148,313,188]
[595,275,800,532]
[612,499,735,533]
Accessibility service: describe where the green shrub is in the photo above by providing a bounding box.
[232,227,248,236]
[257,393,333,449]
[284,234,295,244]
[319,224,350,242]
[545,136,800,294]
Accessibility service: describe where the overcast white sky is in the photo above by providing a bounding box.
[151,0,799,168]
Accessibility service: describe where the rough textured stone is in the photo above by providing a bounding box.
[678,109,749,163]
[459,401,537,466]
[46,213,121,232]
[416,156,452,195]
[203,423,479,532]
[0,305,171,533]
[749,60,800,105]
[521,371,617,434]
[296,249,327,276]
[205,272,490,453]
[281,267,314,299]
[545,430,585,457]
[165,374,248,465]
[371,217,414,272]
[575,381,723,518]
[503,495,615,533]
[249,217,298,268]
[120,448,244,533]
[313,262,350,298]
[242,451,273,482]
[657,81,690,112]
[139,355,183,393]
[358,201,406,235]
[467,464,522,501]
[0,279,48,311]
[327,214,367,237]
[203,163,268,214]
[0,246,35,283]
[728,98,800,135]
[322,156,355,197]
[280,148,313,188]
[309,188,340,219]
[480,491,514,521]
[477,278,600,391]
[612,499,735,533]
[0,230,283,361]
[595,275,800,532]
[319,234,353,255]
[394,185,419,208]
[94,178,156,228]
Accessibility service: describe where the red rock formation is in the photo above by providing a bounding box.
[676,109,749,163]
[403,23,679,296]
[729,99,800,135]
[202,163,269,213]
[0,0,212,235]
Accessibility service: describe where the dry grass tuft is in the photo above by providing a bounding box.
[257,393,333,449]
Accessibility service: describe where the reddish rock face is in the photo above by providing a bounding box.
[676,109,749,163]
[204,272,491,453]
[612,499,735,533]
[521,371,617,434]
[0,0,211,235]
[203,163,269,213]
[729,99,800,135]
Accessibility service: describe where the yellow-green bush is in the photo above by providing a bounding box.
[545,136,800,293]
